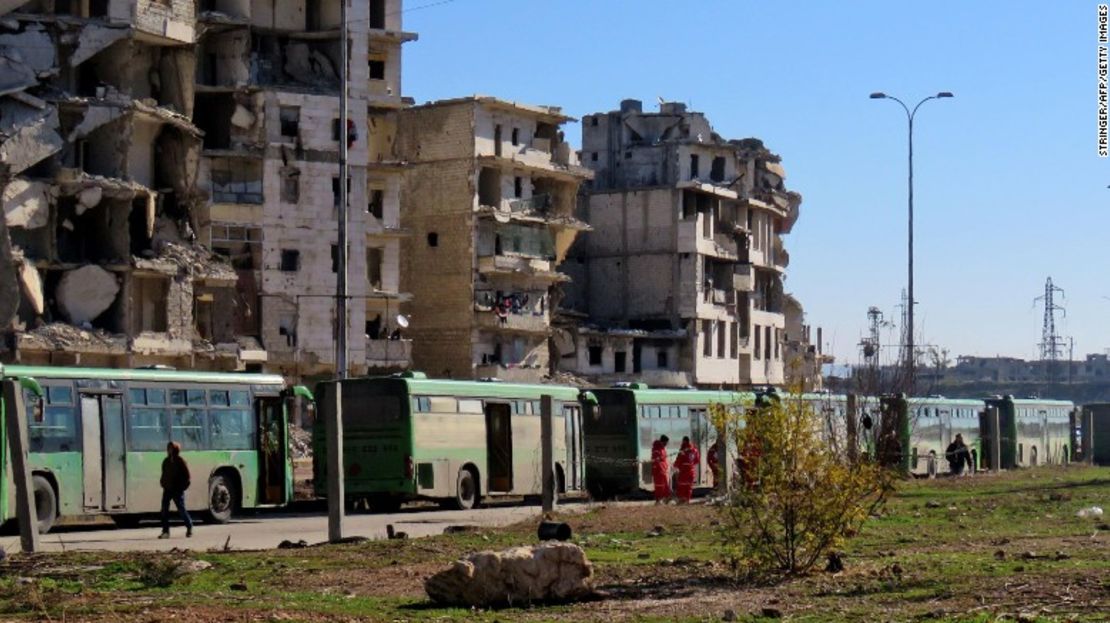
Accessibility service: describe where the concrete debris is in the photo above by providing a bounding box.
[0,49,36,97]
[56,265,120,325]
[2,178,50,229]
[76,186,103,212]
[283,42,338,84]
[135,241,236,282]
[0,109,64,174]
[424,542,594,607]
[230,104,255,129]
[69,106,124,140]
[18,262,43,315]
[0,206,17,326]
[21,322,127,351]
[60,218,73,230]
[70,25,129,68]
[0,25,56,76]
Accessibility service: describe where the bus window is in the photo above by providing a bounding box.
[230,390,250,406]
[428,396,457,412]
[413,397,431,412]
[458,399,483,414]
[129,407,170,450]
[210,407,255,450]
[29,387,79,453]
[532,400,541,416]
[209,390,230,407]
[170,389,187,406]
[172,408,206,450]
[669,406,680,418]
[187,389,206,406]
[47,385,73,404]
[148,388,166,405]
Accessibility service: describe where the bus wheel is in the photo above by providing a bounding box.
[32,475,57,534]
[206,474,237,524]
[111,514,140,529]
[369,494,402,513]
[453,469,478,510]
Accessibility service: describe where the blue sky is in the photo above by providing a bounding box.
[401,0,1110,364]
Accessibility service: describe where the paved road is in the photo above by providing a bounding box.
[1,502,560,553]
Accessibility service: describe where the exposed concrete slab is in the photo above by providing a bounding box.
[76,186,103,214]
[0,196,16,327]
[0,50,36,97]
[56,265,120,325]
[18,261,43,315]
[230,103,255,129]
[2,178,50,229]
[0,109,63,174]
[70,25,129,68]
[0,24,55,75]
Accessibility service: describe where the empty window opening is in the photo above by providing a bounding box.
[280,168,300,203]
[656,349,669,368]
[280,106,300,138]
[479,168,501,206]
[494,125,503,157]
[710,156,726,182]
[754,323,761,360]
[366,246,383,289]
[332,118,341,141]
[764,325,772,360]
[511,128,520,146]
[194,94,236,149]
[368,59,385,80]
[591,152,598,162]
[590,116,599,127]
[702,320,712,357]
[131,275,169,333]
[614,351,627,373]
[279,249,300,272]
[717,320,726,358]
[56,197,130,264]
[426,232,439,247]
[368,188,384,218]
[514,176,523,198]
[730,322,739,359]
[369,0,386,28]
[128,197,153,256]
[690,154,699,179]
[588,345,602,366]
[211,224,262,270]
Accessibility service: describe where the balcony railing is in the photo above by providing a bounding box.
[507,193,552,215]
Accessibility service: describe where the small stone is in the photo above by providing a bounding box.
[230,582,248,591]
[761,606,783,618]
[637,552,650,559]
[1054,551,1069,560]
[994,550,1006,560]
[1013,565,1025,572]
[1016,612,1037,623]
[1020,551,1039,560]
[722,609,737,621]
[925,500,941,508]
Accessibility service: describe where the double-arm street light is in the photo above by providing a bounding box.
[869,91,953,393]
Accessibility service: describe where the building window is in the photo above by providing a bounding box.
[368,188,384,218]
[656,349,668,368]
[211,224,262,270]
[366,246,383,289]
[279,106,299,138]
[588,346,602,366]
[765,325,772,360]
[717,320,726,359]
[279,249,300,272]
[614,351,627,373]
[702,320,712,357]
[332,118,341,141]
[774,327,780,360]
[280,168,299,203]
[730,322,738,359]
[754,323,761,360]
[511,128,520,146]
[591,152,598,162]
[369,0,385,28]
[331,244,339,273]
[368,59,385,80]
[427,232,439,247]
[710,156,725,182]
[690,154,699,179]
[332,176,340,207]
[514,176,523,198]
[590,116,599,127]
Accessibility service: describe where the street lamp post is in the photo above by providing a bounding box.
[869,91,953,394]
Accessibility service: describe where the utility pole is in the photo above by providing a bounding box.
[328,0,350,543]
[1034,277,1066,382]
[2,379,41,552]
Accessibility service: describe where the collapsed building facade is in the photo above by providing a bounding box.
[192,0,416,380]
[396,97,593,382]
[0,0,250,368]
[561,99,817,389]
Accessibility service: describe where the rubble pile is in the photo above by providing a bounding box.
[424,543,594,607]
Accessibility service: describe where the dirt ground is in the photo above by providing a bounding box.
[2,467,1108,622]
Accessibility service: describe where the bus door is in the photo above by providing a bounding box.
[257,396,287,505]
[80,393,126,511]
[562,404,584,491]
[484,402,513,492]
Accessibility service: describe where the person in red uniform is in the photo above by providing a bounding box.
[651,435,671,504]
[707,439,721,489]
[674,436,700,503]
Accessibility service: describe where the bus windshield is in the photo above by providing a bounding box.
[586,392,633,435]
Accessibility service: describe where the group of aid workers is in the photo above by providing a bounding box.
[650,434,721,504]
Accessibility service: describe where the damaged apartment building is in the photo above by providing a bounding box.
[192,0,415,379]
[561,99,819,389]
[396,97,593,382]
[0,0,252,368]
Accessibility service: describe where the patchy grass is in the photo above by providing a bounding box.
[0,467,1107,622]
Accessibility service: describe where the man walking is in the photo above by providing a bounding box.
[651,435,671,504]
[945,434,972,476]
[159,441,193,538]
[674,436,700,504]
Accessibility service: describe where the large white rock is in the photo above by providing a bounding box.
[55,265,119,325]
[18,262,43,315]
[425,542,593,607]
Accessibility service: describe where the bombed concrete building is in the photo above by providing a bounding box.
[192,0,416,380]
[560,99,805,389]
[396,97,593,382]
[0,0,253,368]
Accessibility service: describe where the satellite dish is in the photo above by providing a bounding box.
[396,314,410,328]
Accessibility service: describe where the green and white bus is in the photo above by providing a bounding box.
[313,374,587,511]
[1,364,310,533]
[583,384,756,499]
